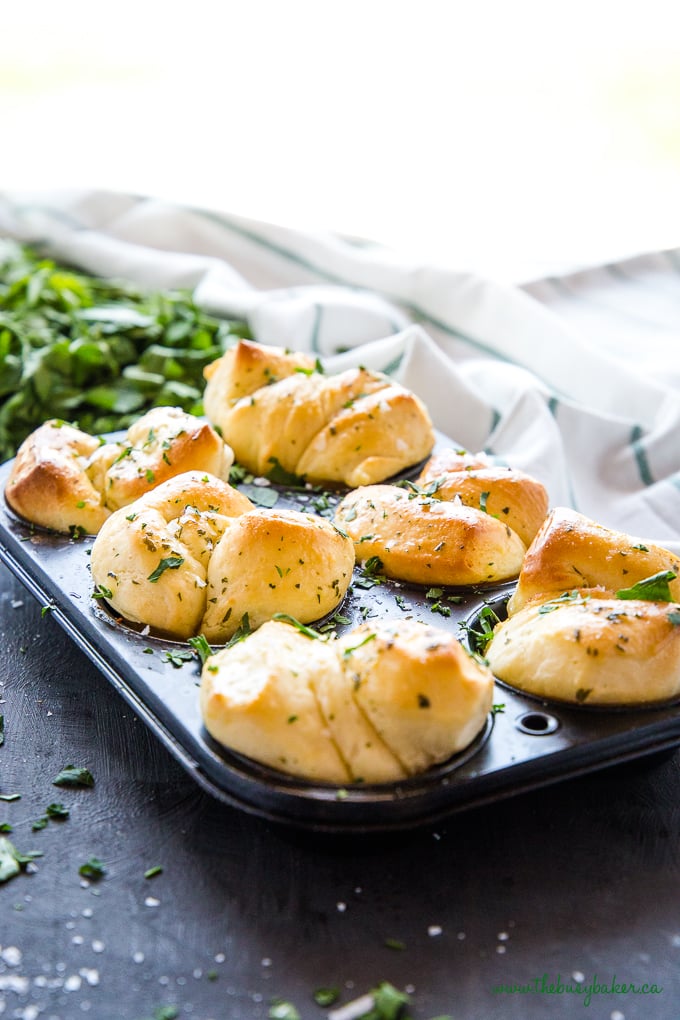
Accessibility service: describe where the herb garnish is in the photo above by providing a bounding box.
[343,632,377,656]
[78,856,106,880]
[188,634,213,665]
[53,764,95,788]
[0,836,43,884]
[266,457,306,487]
[272,613,323,640]
[268,1000,301,1020]
[616,569,677,602]
[147,556,185,582]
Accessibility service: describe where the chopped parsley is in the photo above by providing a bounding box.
[272,613,322,640]
[343,632,377,656]
[616,569,677,602]
[78,856,106,880]
[268,1000,301,1020]
[147,556,185,582]
[188,634,213,665]
[0,837,43,884]
[52,765,95,788]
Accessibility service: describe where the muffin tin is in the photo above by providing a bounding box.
[2,455,680,833]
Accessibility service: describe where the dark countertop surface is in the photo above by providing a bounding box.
[1,562,679,1020]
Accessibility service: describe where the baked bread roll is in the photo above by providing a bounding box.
[90,472,254,639]
[199,617,494,784]
[486,589,680,706]
[334,484,526,585]
[90,475,354,640]
[508,507,680,615]
[201,620,351,783]
[5,407,234,535]
[201,508,355,642]
[203,339,435,486]
[417,448,549,547]
[4,420,111,535]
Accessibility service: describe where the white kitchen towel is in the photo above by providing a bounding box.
[1,188,679,550]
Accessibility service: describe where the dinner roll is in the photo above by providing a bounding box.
[201,508,355,642]
[486,589,680,706]
[91,477,354,640]
[203,338,316,409]
[508,507,680,615]
[5,407,234,535]
[200,621,351,784]
[90,472,254,639]
[5,420,110,534]
[87,406,234,512]
[199,617,494,784]
[203,339,435,486]
[336,619,494,774]
[417,448,549,547]
[334,484,526,585]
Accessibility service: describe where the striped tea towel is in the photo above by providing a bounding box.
[1,188,678,551]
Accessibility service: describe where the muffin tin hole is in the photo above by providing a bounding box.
[515,711,560,736]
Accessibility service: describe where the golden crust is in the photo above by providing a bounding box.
[417,450,549,547]
[508,507,680,615]
[94,406,234,511]
[203,338,315,409]
[297,384,435,487]
[200,621,351,784]
[5,421,110,534]
[199,617,494,783]
[90,472,254,639]
[91,478,354,641]
[486,590,680,706]
[334,484,526,585]
[5,408,234,535]
[201,508,355,642]
[202,340,435,486]
[336,619,494,774]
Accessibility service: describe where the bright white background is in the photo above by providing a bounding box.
[2,0,680,282]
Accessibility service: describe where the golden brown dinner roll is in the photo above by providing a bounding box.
[200,621,351,784]
[417,448,549,547]
[334,484,526,585]
[336,619,494,774]
[486,589,680,706]
[203,338,315,409]
[203,339,435,486]
[5,408,234,535]
[5,420,111,534]
[91,476,354,640]
[87,406,234,512]
[90,472,254,639]
[199,617,494,784]
[507,507,680,615]
[201,508,355,642]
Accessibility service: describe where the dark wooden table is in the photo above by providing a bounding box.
[1,562,679,1020]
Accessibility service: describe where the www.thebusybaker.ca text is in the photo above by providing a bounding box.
[491,973,663,1007]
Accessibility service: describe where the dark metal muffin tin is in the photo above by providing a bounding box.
[2,456,680,833]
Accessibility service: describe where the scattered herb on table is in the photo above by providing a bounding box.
[144,865,163,879]
[78,856,106,880]
[53,764,95,788]
[268,1000,301,1020]
[0,836,43,883]
[313,986,340,1006]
